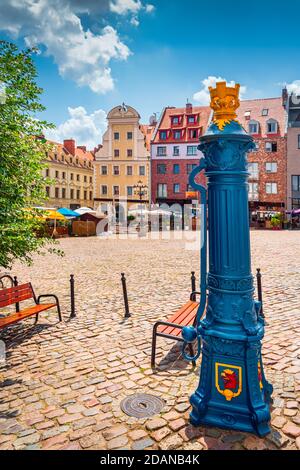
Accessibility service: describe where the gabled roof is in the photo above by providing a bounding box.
[237,98,287,137]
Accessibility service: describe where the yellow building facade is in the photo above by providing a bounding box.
[94,104,154,218]
[42,139,94,210]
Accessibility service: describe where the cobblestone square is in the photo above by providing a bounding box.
[0,231,299,450]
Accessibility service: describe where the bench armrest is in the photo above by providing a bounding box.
[190,291,201,301]
[37,294,60,305]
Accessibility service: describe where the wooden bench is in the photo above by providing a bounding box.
[0,282,62,329]
[151,292,201,368]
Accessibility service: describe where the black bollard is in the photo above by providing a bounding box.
[191,271,196,301]
[13,276,20,313]
[256,268,264,318]
[70,274,76,319]
[121,273,131,318]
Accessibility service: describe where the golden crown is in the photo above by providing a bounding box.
[209,81,240,130]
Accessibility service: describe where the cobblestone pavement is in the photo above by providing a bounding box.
[0,231,299,451]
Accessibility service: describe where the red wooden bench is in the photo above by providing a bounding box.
[0,282,62,329]
[151,292,201,368]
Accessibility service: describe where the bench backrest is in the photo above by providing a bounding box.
[0,283,34,308]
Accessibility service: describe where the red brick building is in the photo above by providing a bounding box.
[236,96,288,224]
[150,103,211,210]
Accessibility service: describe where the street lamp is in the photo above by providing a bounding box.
[133,180,148,235]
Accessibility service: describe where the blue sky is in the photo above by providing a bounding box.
[1,0,300,148]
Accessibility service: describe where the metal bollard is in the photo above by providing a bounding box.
[13,276,20,313]
[191,271,196,301]
[70,274,76,319]
[121,273,131,318]
[256,268,264,318]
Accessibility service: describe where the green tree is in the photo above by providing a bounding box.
[0,41,62,269]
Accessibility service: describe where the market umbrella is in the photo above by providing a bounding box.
[57,207,80,218]
[74,207,94,215]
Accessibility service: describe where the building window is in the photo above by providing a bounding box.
[127,132,133,140]
[292,175,300,191]
[189,129,198,139]
[173,146,179,156]
[101,166,107,175]
[188,115,196,124]
[248,162,259,179]
[157,164,167,174]
[84,190,87,200]
[173,164,180,174]
[45,168,49,177]
[266,182,278,194]
[157,183,167,198]
[127,149,133,157]
[127,166,133,176]
[244,111,251,120]
[70,189,74,199]
[114,149,119,157]
[173,130,181,140]
[139,166,145,176]
[90,176,92,183]
[77,190,80,199]
[70,173,74,180]
[55,187,59,198]
[266,120,278,134]
[249,121,259,134]
[113,166,119,175]
[70,157,73,164]
[54,153,58,160]
[171,116,179,125]
[157,146,166,156]
[262,109,269,116]
[55,170,59,178]
[114,132,119,140]
[101,185,107,195]
[248,182,258,200]
[77,174,80,181]
[298,135,300,149]
[84,175,87,182]
[62,188,66,199]
[252,142,259,152]
[187,163,197,174]
[113,186,119,196]
[265,162,277,173]
[127,186,133,197]
[89,191,92,200]
[159,131,167,140]
[265,142,277,152]
[173,183,180,193]
[45,186,50,197]
[187,145,197,156]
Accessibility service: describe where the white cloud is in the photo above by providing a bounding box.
[110,0,142,14]
[130,16,140,26]
[0,0,131,94]
[45,106,107,149]
[193,76,247,105]
[145,4,155,13]
[285,80,300,95]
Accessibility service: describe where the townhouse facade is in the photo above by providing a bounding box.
[43,139,94,210]
[236,96,288,220]
[286,93,300,211]
[150,102,211,210]
[93,104,155,221]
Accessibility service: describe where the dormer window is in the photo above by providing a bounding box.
[266,119,278,134]
[187,115,196,124]
[249,120,259,134]
[159,130,167,140]
[173,130,181,140]
[171,115,182,126]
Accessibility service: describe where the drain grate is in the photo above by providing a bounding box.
[120,393,165,418]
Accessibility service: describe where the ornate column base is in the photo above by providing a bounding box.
[189,330,273,437]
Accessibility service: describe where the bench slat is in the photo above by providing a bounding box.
[159,301,198,336]
[0,283,33,308]
[0,303,56,329]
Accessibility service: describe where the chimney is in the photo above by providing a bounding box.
[64,139,76,156]
[77,145,87,152]
[282,87,288,108]
[186,100,193,114]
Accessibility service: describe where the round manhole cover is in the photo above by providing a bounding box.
[120,393,165,418]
